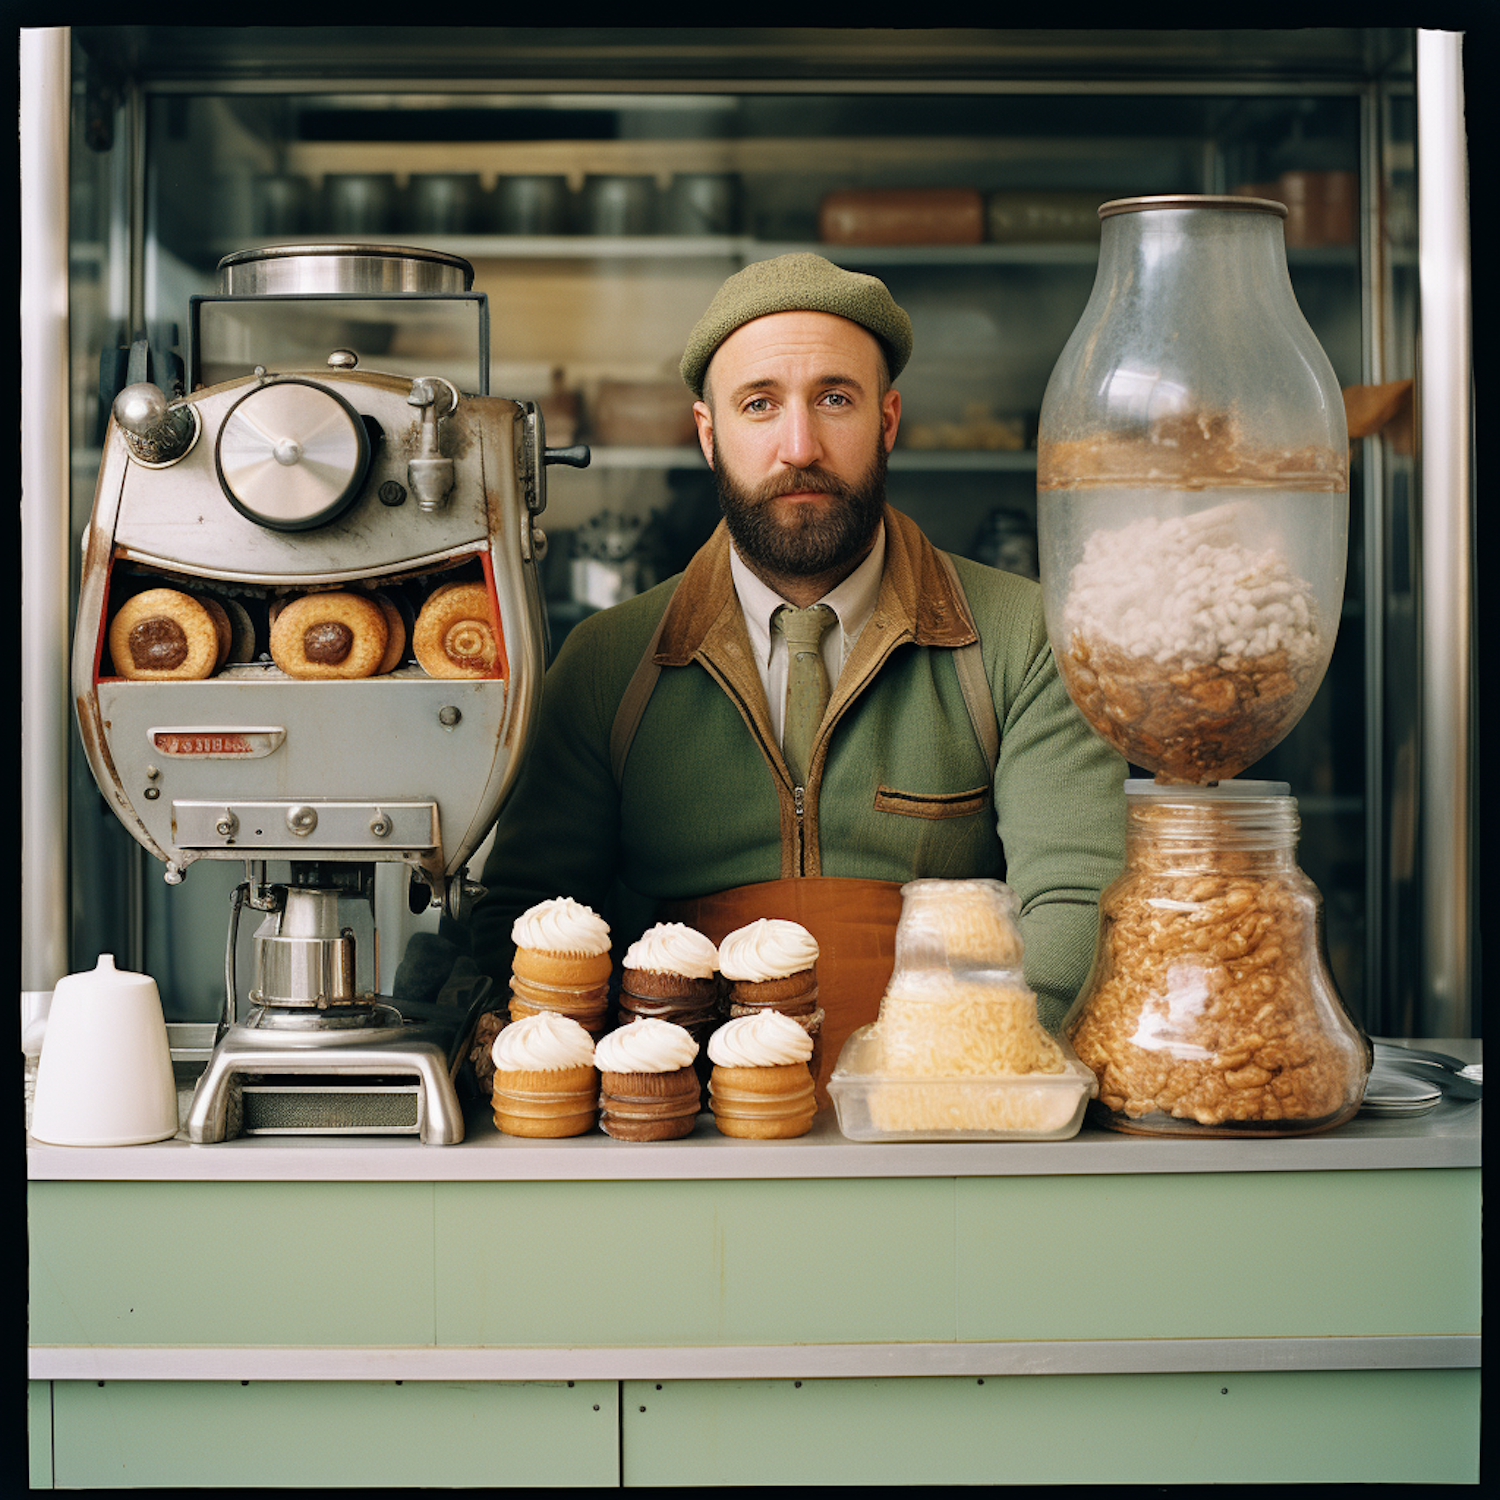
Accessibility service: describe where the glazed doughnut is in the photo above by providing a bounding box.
[196,596,233,670]
[270,591,389,680]
[414,582,502,679]
[368,591,407,675]
[108,589,220,681]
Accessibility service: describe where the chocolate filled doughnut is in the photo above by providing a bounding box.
[368,590,407,675]
[269,590,389,679]
[414,582,502,679]
[108,589,220,681]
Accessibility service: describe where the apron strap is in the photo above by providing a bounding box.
[610,606,671,785]
[933,549,1000,781]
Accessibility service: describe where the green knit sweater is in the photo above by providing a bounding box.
[445,507,1126,1030]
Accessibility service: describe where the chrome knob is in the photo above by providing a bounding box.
[327,349,358,369]
[286,805,318,837]
[113,382,199,467]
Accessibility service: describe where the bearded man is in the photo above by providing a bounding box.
[421,253,1126,1091]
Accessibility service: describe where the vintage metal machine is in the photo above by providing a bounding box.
[71,244,588,1143]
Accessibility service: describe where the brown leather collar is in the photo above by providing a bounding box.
[654,504,977,666]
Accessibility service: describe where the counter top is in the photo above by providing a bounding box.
[27,1039,1479,1182]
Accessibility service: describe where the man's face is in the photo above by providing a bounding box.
[693,311,901,579]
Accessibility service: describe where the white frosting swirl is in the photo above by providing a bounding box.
[708,1011,814,1068]
[491,1012,596,1073]
[622,922,719,979]
[511,897,611,956]
[593,1018,699,1073]
[718,919,819,981]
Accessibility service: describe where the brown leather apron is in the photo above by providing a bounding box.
[659,876,904,1106]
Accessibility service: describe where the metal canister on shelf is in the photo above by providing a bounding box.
[323,174,397,235]
[580,175,657,236]
[491,175,571,235]
[663,174,738,235]
[406,173,481,235]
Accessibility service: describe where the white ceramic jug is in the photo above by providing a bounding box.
[29,955,179,1146]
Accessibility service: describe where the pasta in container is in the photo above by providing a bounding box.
[829,879,1096,1140]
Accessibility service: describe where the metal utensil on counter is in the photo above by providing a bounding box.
[1360,1041,1482,1114]
[570,509,646,609]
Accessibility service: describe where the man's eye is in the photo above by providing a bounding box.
[821,391,851,407]
[744,396,772,414]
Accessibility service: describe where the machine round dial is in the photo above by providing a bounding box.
[215,378,371,531]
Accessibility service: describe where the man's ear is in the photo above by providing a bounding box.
[881,387,902,454]
[692,399,715,469]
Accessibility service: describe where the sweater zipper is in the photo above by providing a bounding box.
[793,784,806,874]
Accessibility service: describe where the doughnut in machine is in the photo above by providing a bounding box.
[71,244,589,1144]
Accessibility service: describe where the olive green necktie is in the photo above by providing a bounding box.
[774,603,837,789]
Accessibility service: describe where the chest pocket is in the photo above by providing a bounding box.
[873,784,991,820]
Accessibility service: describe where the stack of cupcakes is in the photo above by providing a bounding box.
[618,923,722,1085]
[594,1018,702,1141]
[508,897,612,1040]
[707,1011,818,1139]
[717,919,825,1082]
[491,1012,599,1138]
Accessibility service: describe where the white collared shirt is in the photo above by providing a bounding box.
[728,519,887,746]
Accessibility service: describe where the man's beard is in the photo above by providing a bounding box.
[713,435,887,579]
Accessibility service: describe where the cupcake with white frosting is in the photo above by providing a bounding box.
[619,923,722,1080]
[509,897,612,1038]
[718,918,824,1078]
[490,1012,599,1139]
[707,1012,818,1139]
[718,919,819,1012]
[594,1018,702,1141]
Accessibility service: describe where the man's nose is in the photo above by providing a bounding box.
[776,403,823,469]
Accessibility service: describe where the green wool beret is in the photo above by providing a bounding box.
[679,252,914,396]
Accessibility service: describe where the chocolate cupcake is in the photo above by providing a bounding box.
[619,922,721,1083]
[594,1018,702,1142]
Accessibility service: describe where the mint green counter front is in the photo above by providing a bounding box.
[27,1068,1481,1489]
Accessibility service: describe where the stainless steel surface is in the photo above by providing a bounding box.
[216,379,369,530]
[173,800,439,855]
[97,375,497,581]
[217,242,474,295]
[20,27,72,1027]
[25,1335,1482,1385]
[183,1018,465,1145]
[253,931,357,1007]
[1416,30,1474,1038]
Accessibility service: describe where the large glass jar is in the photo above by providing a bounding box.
[1066,782,1370,1136]
[1037,196,1349,784]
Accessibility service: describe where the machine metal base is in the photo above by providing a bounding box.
[185,1011,467,1145]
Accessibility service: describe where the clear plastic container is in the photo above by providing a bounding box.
[830,1027,1096,1142]
[1036,196,1349,784]
[828,878,1096,1141]
[1065,780,1370,1136]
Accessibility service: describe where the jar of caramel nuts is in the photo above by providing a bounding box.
[1066,780,1370,1136]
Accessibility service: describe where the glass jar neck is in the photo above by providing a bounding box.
[1122,782,1301,872]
